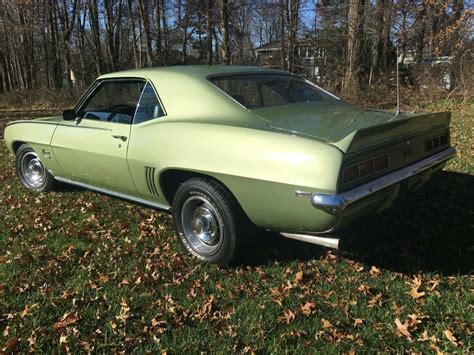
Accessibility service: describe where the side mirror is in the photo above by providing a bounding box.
[62,109,76,121]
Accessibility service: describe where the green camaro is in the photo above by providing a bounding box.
[4,65,455,265]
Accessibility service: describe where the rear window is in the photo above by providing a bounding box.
[210,74,337,109]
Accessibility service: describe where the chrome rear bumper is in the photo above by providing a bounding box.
[312,146,455,214]
[280,147,455,248]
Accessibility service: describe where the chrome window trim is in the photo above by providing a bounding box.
[206,72,343,109]
[54,176,171,212]
[76,78,146,124]
[132,81,167,125]
[73,77,168,125]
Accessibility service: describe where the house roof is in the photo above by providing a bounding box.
[255,41,282,51]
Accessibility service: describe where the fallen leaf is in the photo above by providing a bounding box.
[300,301,316,316]
[408,275,425,299]
[428,342,441,352]
[417,330,437,343]
[294,270,303,284]
[119,279,130,286]
[116,298,131,324]
[370,266,381,276]
[27,334,36,347]
[395,318,412,340]
[443,329,458,346]
[353,318,363,327]
[53,312,79,331]
[368,293,383,308]
[59,334,68,344]
[428,280,440,292]
[278,309,296,324]
[4,337,18,352]
[321,318,333,329]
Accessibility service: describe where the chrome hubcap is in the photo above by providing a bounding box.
[181,196,223,255]
[191,206,219,245]
[20,152,45,188]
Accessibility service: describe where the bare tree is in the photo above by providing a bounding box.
[343,0,365,95]
[221,0,231,64]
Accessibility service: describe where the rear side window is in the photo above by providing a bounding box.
[134,82,165,124]
[210,74,337,109]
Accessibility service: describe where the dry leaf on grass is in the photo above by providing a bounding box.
[277,309,296,324]
[53,312,79,331]
[395,318,412,340]
[443,329,458,346]
[370,266,381,276]
[408,275,425,299]
[300,301,316,316]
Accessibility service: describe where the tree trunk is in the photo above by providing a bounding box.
[88,0,104,73]
[137,0,153,66]
[221,0,231,64]
[48,0,62,89]
[127,0,139,68]
[370,0,384,70]
[415,3,426,64]
[287,0,301,72]
[161,0,169,63]
[279,0,286,69]
[206,0,213,65]
[343,0,364,96]
[381,0,391,68]
[155,0,162,57]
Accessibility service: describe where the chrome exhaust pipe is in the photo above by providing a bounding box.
[280,233,339,249]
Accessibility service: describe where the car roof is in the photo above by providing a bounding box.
[95,66,291,129]
[98,65,287,80]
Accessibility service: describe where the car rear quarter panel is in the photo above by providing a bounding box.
[127,120,343,232]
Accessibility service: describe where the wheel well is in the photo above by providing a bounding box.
[12,141,26,154]
[159,169,256,230]
[160,169,222,205]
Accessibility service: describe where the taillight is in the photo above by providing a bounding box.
[426,134,448,152]
[342,154,389,184]
[342,165,359,183]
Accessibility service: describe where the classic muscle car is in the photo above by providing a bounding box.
[4,65,455,265]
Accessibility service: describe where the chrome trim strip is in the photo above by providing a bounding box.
[6,120,59,128]
[280,233,339,249]
[57,123,112,131]
[55,176,171,211]
[295,190,312,198]
[311,146,455,213]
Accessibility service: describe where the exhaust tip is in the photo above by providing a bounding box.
[280,233,339,249]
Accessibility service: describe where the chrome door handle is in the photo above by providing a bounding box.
[112,135,127,142]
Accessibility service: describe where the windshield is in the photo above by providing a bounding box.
[210,74,339,109]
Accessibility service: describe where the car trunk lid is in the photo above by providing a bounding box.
[253,102,451,192]
[252,102,450,154]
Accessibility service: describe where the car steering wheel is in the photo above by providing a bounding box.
[107,104,135,122]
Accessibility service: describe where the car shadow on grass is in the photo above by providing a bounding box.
[241,171,474,276]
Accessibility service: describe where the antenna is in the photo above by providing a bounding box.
[390,45,401,121]
[396,45,400,115]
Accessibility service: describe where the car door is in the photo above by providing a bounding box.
[51,79,145,195]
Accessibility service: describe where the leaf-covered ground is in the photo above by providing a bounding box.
[0,100,472,352]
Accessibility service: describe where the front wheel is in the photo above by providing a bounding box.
[15,144,57,192]
[172,177,243,266]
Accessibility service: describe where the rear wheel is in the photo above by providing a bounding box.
[172,177,244,266]
[15,144,57,192]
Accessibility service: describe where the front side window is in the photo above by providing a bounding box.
[134,82,165,124]
[78,80,145,124]
[210,74,338,109]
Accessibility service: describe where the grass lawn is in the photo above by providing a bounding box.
[0,100,472,352]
